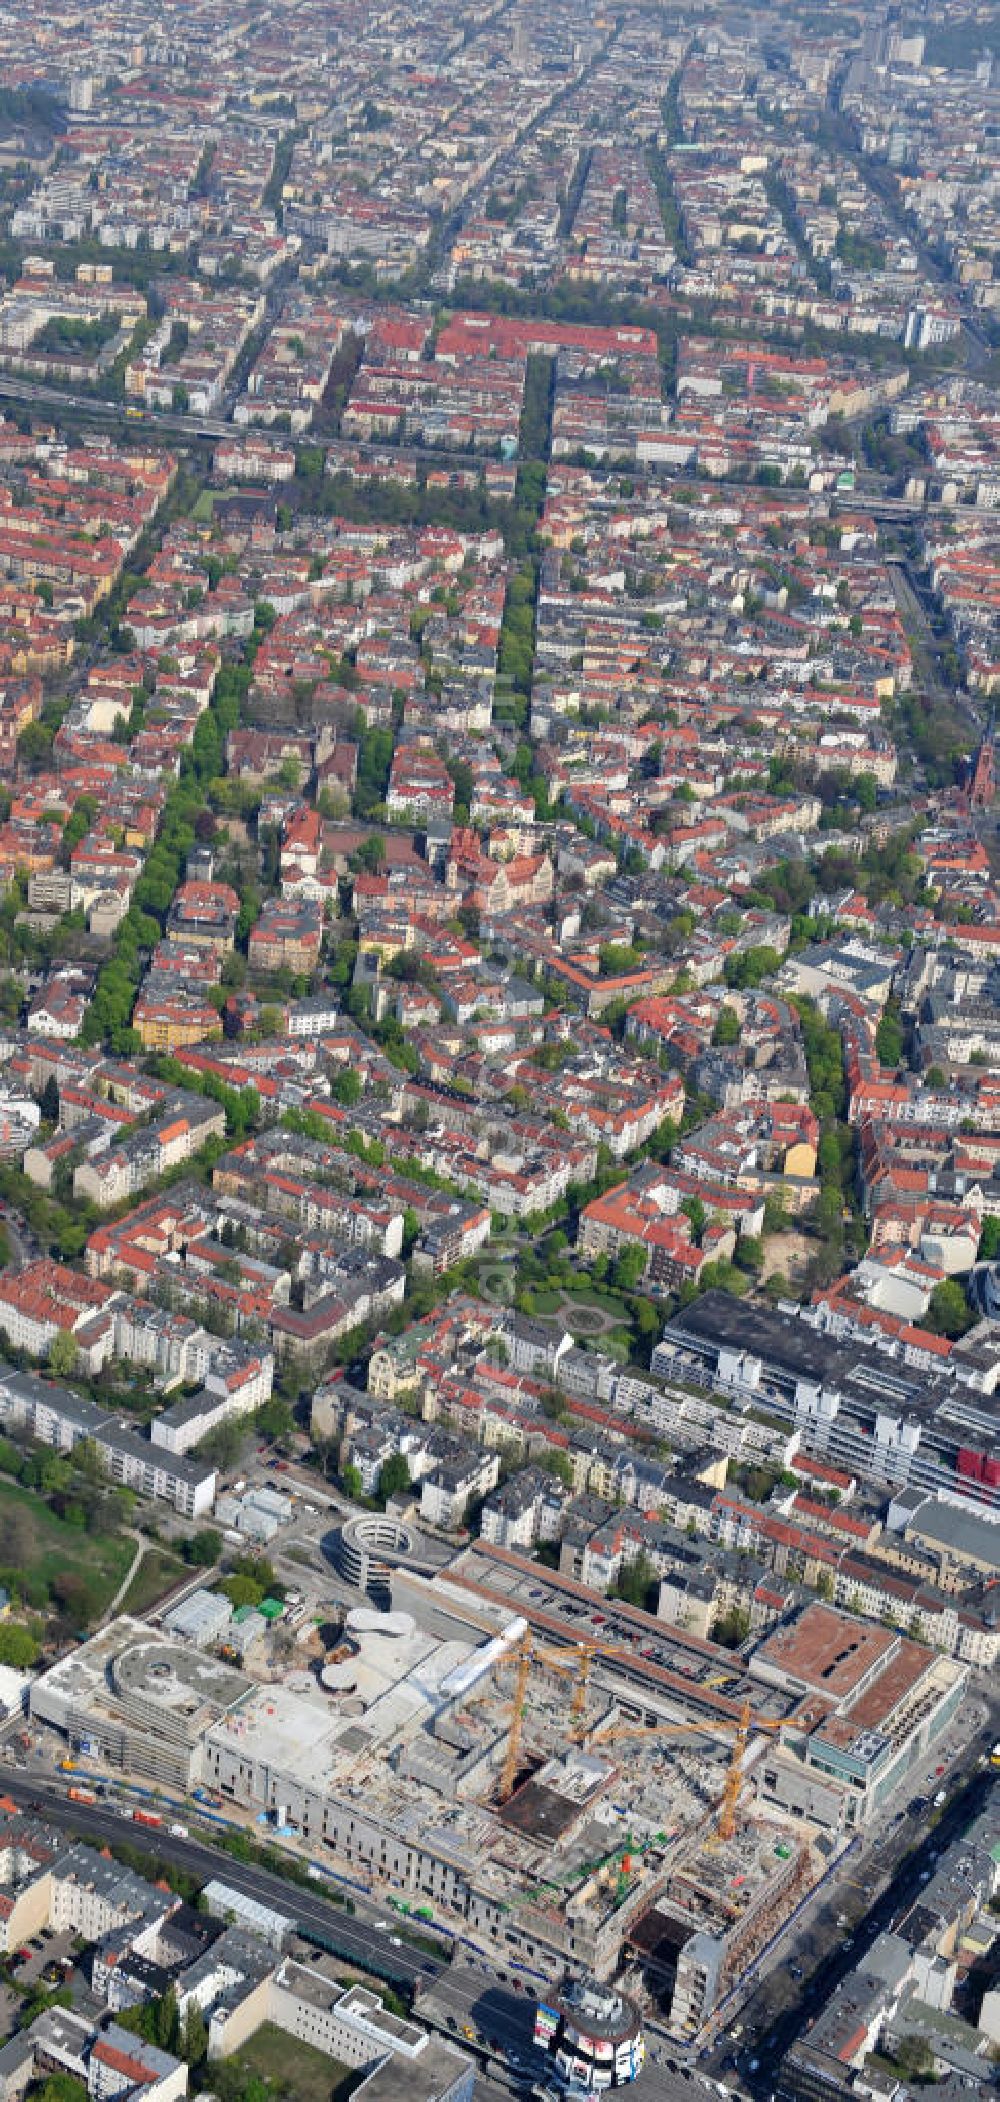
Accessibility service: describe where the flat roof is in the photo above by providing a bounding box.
[500,1753,611,1846]
[350,2036,473,2102]
[448,1542,789,1723]
[30,1618,250,1731]
[847,1638,940,1731]
[667,1292,997,1435]
[752,1604,898,1700]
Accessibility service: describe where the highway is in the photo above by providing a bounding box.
[0,365,972,520]
[2,1710,994,2102]
[420,1960,737,2102]
[0,1770,442,1993]
[0,1769,697,2102]
[0,370,234,443]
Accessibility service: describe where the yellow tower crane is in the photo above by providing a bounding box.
[497,1633,585,1801]
[589,1700,781,1842]
[495,1633,644,1802]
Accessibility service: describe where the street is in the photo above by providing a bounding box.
[0,1769,442,1992]
[700,1701,997,2100]
[2,1677,992,2102]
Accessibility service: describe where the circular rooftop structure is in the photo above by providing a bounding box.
[320,1660,360,1695]
[555,1978,642,2045]
[331,1514,419,1602]
[534,1976,644,2090]
[340,1514,414,1557]
[110,1638,243,1746]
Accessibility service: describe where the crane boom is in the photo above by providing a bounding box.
[489,1634,776,1844]
[591,1698,778,1842]
[718,1700,753,1842]
[498,1634,535,1803]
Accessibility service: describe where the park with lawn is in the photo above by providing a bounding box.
[0,1472,136,1632]
[195,2021,362,2102]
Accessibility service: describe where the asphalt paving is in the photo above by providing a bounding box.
[0,1770,442,1992]
[718,1760,997,2101]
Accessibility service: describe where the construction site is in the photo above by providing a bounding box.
[398,1598,818,2024]
[27,1556,967,2042]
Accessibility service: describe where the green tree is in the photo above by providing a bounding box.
[378,1453,412,1503]
[724,944,782,991]
[17,721,55,772]
[181,2000,209,2067]
[612,1243,648,1292]
[155,1988,181,2054]
[48,1329,79,1379]
[332,1068,362,1107]
[713,1605,751,1648]
[537,1448,573,1488]
[876,1008,904,1068]
[926,1279,973,1339]
[763,1192,791,1236]
[735,1234,764,1276]
[198,1418,244,1470]
[977,1216,1000,1262]
[228,1553,279,1593]
[712,1005,740,1047]
[0,1622,40,1668]
[355,832,386,872]
[220,1573,264,1610]
[184,1527,223,1567]
[700,1259,748,1297]
[341,1463,364,1501]
[254,1397,295,1448]
[612,1551,658,1612]
[895,2035,933,2080]
[17,1985,73,2030]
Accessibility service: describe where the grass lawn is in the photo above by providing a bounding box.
[477,1263,513,1301]
[191,488,217,521]
[562,1282,628,1317]
[225,2021,360,2101]
[527,1288,563,1314]
[117,1546,185,1619]
[0,1476,134,1619]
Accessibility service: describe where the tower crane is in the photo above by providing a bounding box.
[497,1633,583,1801]
[490,1625,778,1835]
[495,1633,649,1801]
[589,1700,782,1842]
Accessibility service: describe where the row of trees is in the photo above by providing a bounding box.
[83,615,268,1050]
[119,1986,207,2068]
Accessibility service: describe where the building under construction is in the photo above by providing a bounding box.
[626,1825,811,2039]
[29,1559,967,2041]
